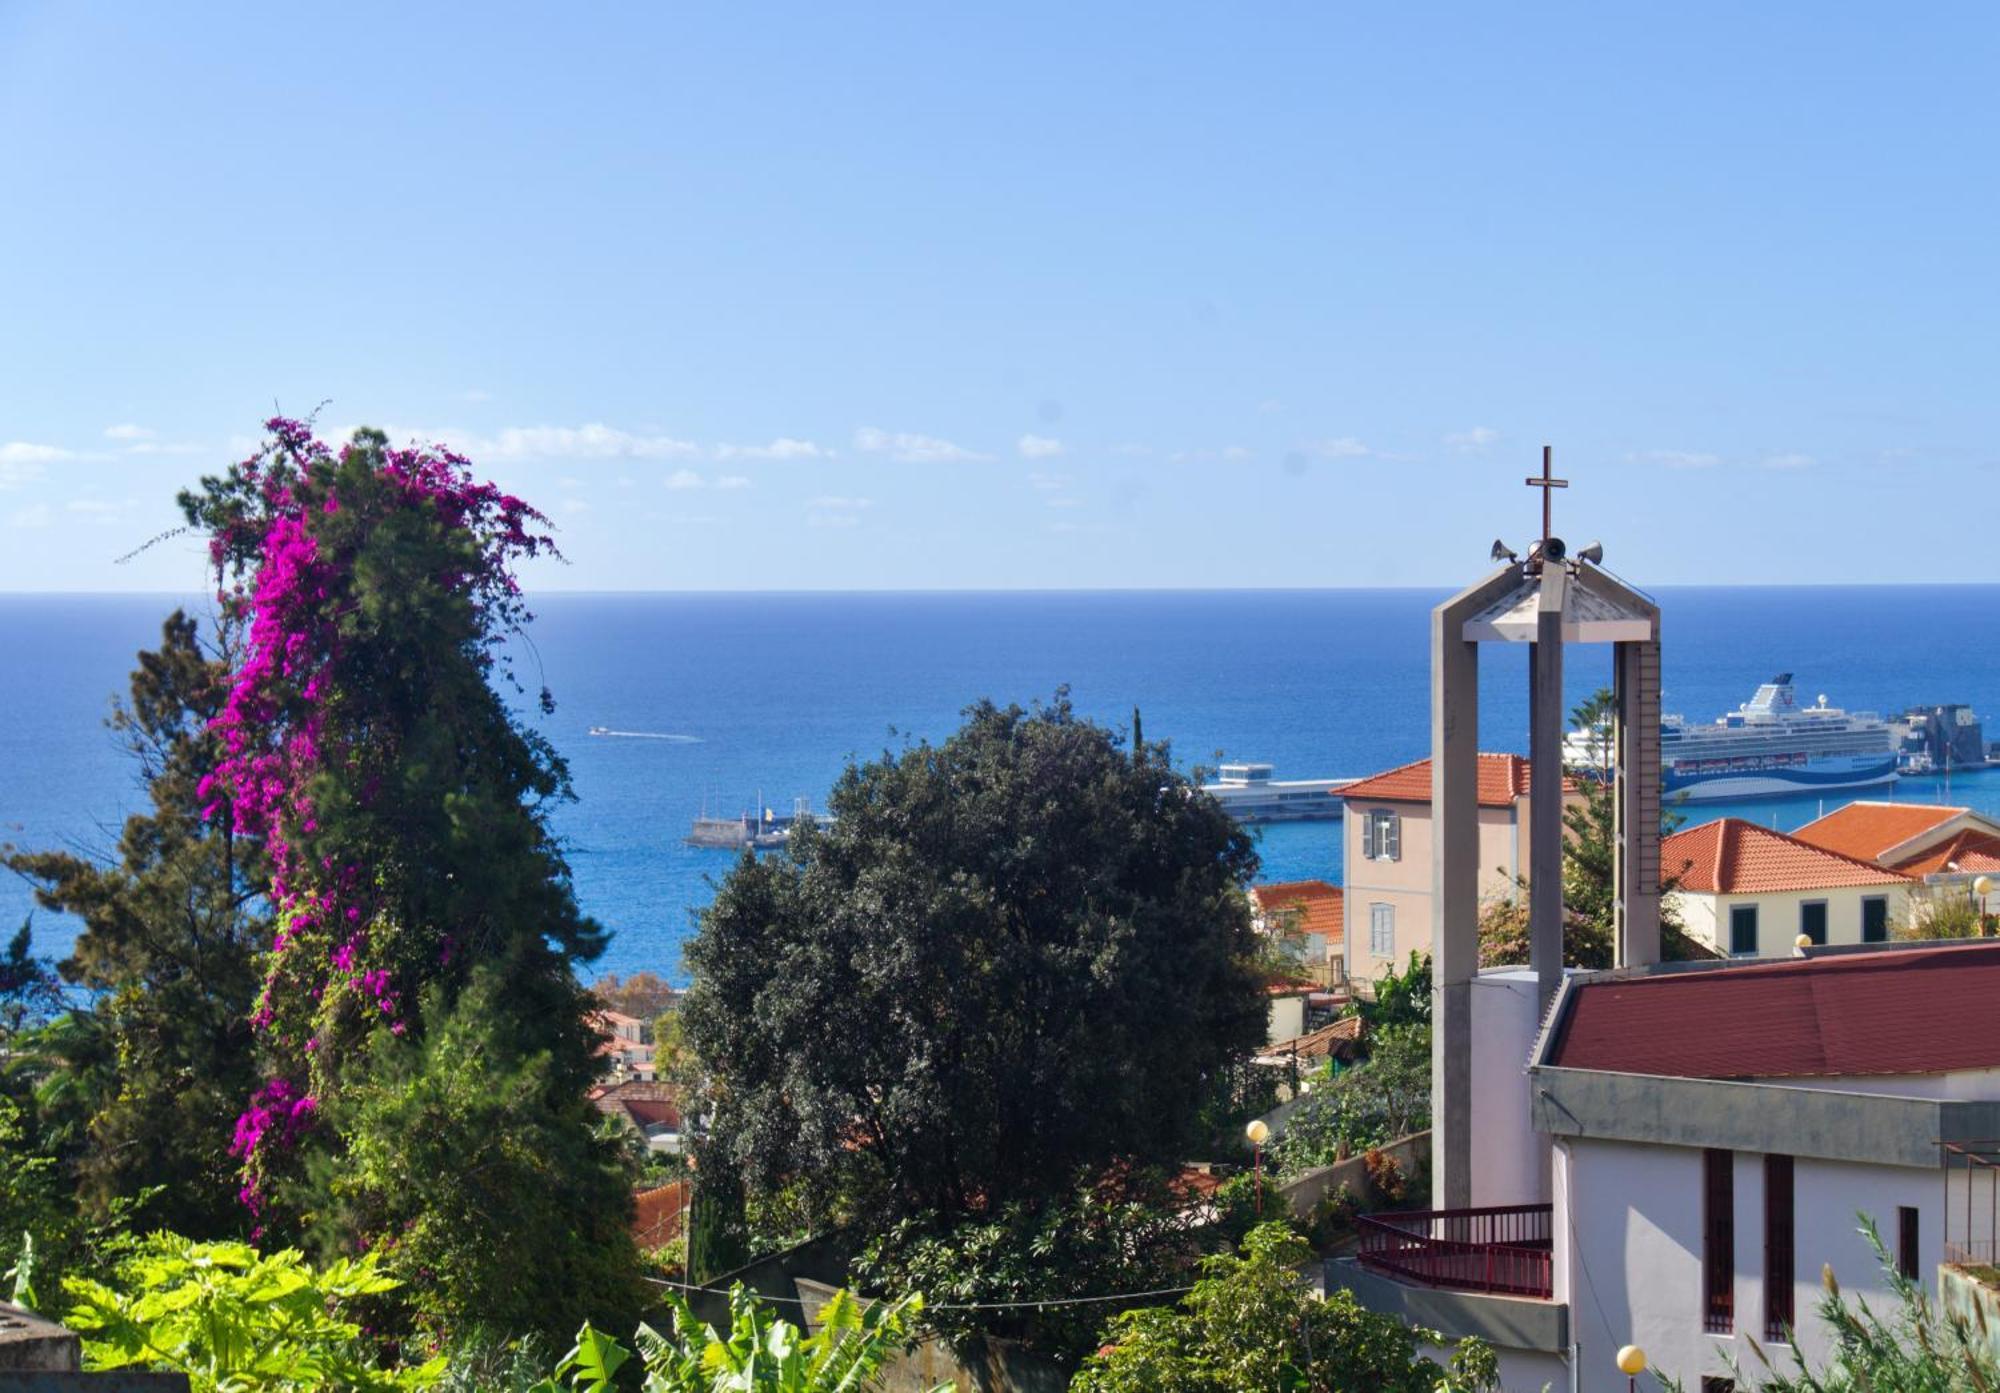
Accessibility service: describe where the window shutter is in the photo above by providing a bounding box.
[1362,811,1377,860]
[1386,812,1401,861]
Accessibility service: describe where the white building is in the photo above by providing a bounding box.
[1662,817,1913,956]
[1330,940,2000,1391]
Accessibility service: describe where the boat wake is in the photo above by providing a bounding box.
[587,727,702,743]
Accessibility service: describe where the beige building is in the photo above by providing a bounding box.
[1340,753,1571,984]
[1662,816,1913,957]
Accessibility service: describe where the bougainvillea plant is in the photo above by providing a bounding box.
[186,419,595,1224]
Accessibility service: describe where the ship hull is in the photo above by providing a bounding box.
[1663,756,1901,803]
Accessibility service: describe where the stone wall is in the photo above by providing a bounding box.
[1276,1129,1430,1218]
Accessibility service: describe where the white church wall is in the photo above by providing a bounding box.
[1558,1136,1939,1390]
[1469,969,1547,1207]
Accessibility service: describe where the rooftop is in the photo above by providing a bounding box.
[1548,941,2000,1080]
[1250,879,1344,942]
[1892,829,2000,878]
[1339,752,1575,808]
[1790,800,1973,864]
[1663,817,1911,894]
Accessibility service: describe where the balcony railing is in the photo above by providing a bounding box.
[1355,1203,1554,1299]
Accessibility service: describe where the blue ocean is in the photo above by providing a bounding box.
[5,588,1999,984]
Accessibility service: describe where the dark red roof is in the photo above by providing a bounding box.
[1550,942,2000,1080]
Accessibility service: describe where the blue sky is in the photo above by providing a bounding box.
[1,3,1994,590]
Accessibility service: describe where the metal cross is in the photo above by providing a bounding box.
[1524,445,1567,543]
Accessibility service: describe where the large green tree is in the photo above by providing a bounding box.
[181,420,642,1339]
[6,612,268,1236]
[682,694,1268,1225]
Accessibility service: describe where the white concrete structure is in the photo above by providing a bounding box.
[1334,941,2000,1391]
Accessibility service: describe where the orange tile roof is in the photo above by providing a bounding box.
[1892,829,2000,878]
[1250,880,1344,942]
[632,1181,690,1251]
[1339,752,1574,807]
[1790,801,1968,864]
[1664,817,1911,895]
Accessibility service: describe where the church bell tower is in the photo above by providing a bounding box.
[1429,451,1663,1209]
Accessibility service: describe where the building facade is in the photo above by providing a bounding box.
[1662,817,1912,957]
[1331,941,2000,1392]
[1339,753,1571,983]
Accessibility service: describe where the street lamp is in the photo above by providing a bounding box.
[1245,1119,1270,1217]
[1975,875,1994,933]
[1615,1344,1647,1391]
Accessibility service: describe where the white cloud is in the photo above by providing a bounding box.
[122,440,207,457]
[1017,433,1064,460]
[665,470,753,492]
[853,426,986,463]
[0,443,73,475]
[1641,449,1720,470]
[103,424,154,442]
[807,496,872,528]
[1047,496,1083,510]
[716,437,828,461]
[1257,399,1284,414]
[1222,445,1252,463]
[1028,471,1070,491]
[1108,443,1153,457]
[1308,437,1371,459]
[460,388,494,404]
[431,425,700,461]
[1445,426,1500,452]
[1762,452,1813,471]
[8,503,52,529]
[559,498,591,515]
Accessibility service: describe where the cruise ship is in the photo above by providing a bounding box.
[1567,674,1900,803]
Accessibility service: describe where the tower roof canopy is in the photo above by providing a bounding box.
[1459,561,1658,644]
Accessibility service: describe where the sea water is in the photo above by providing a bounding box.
[4,587,1997,983]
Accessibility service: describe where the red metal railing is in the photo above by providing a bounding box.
[1355,1203,1554,1299]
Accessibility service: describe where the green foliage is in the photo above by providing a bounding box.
[1665,1215,2000,1391]
[683,693,1267,1229]
[313,972,646,1343]
[529,1286,939,1393]
[1353,951,1430,1032]
[1072,1223,1496,1393]
[1273,1024,1431,1175]
[62,1233,444,1392]
[855,1173,1201,1365]
[4,611,268,1237]
[1896,882,1990,940]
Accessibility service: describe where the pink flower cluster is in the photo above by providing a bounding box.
[201,418,553,1218]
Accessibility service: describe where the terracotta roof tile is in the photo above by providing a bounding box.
[633,1181,689,1250]
[1339,753,1574,808]
[1790,801,1969,864]
[1250,880,1344,942]
[1893,829,2000,878]
[1663,817,1911,894]
[1550,942,2000,1079]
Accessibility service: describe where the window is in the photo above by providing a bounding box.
[1800,901,1828,946]
[1730,904,1759,956]
[1703,1149,1735,1333]
[1899,1206,1920,1281]
[1765,1154,1795,1340]
[1863,896,1889,943]
[1702,1380,1737,1393]
[1369,903,1395,957]
[1361,809,1401,862]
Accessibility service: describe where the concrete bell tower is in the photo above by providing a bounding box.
[1429,453,1663,1210]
